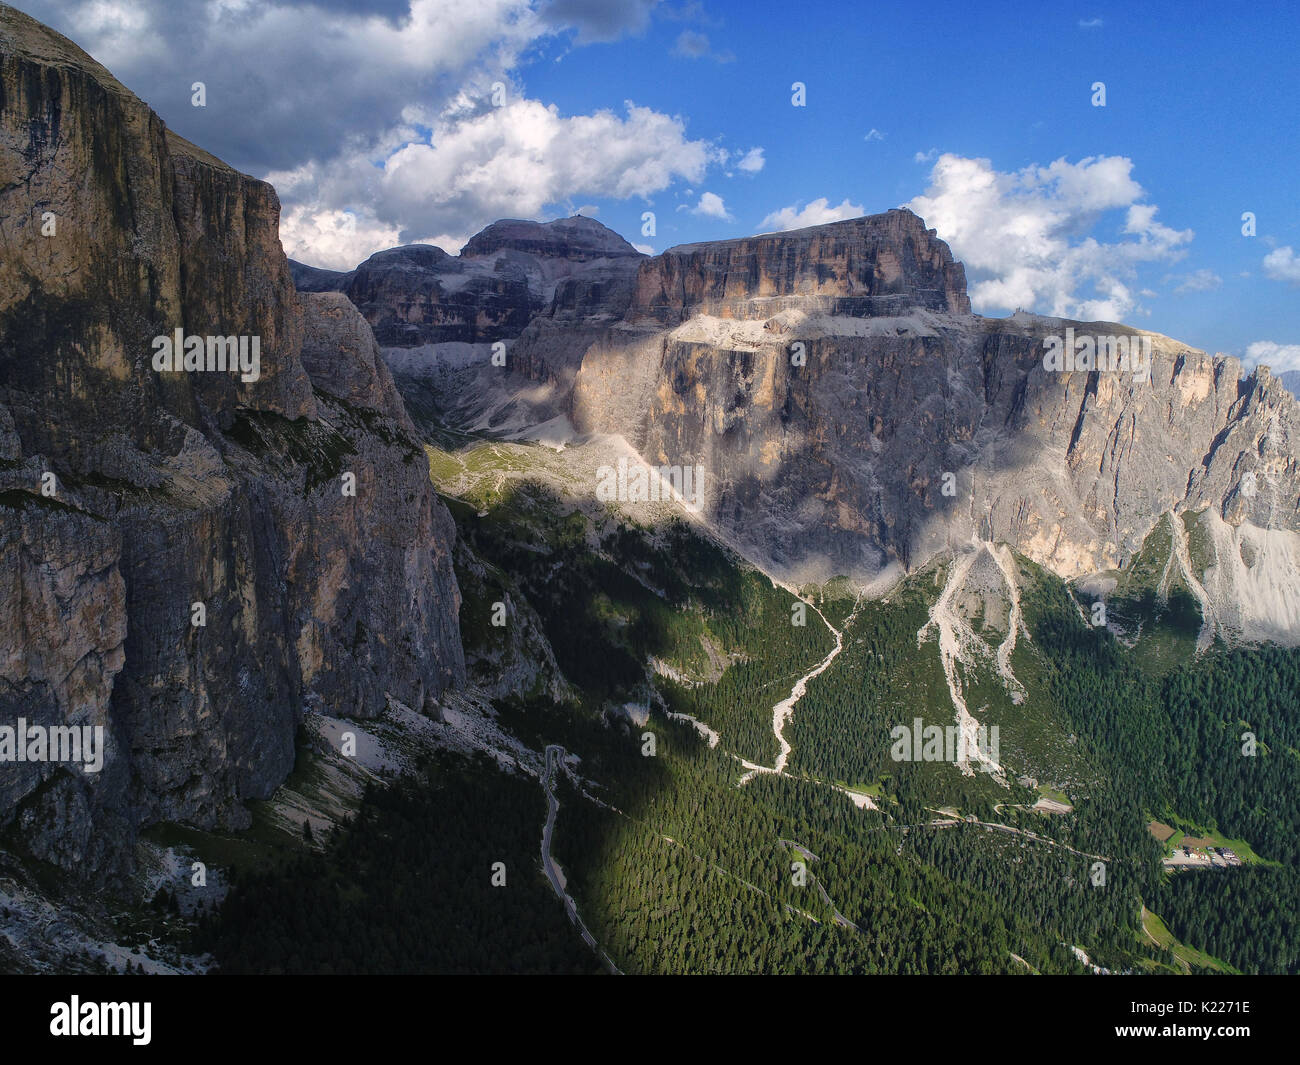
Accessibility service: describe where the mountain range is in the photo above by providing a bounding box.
[3,2,1299,977]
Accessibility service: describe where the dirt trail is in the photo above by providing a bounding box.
[665,711,720,748]
[541,745,621,974]
[738,593,859,785]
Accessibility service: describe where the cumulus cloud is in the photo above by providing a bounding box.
[1263,246,1300,284]
[278,208,407,271]
[907,153,1193,321]
[758,197,864,232]
[914,148,940,163]
[22,0,549,173]
[864,128,885,142]
[1168,268,1222,294]
[1244,341,1300,374]
[691,191,732,219]
[736,147,765,173]
[23,0,731,268]
[269,99,712,267]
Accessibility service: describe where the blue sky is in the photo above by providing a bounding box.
[20,0,1300,367]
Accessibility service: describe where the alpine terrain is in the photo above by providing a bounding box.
[2,2,1299,983]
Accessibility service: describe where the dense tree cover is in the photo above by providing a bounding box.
[195,752,599,974]
[1155,867,1300,974]
[545,709,1169,974]
[658,595,833,764]
[1025,578,1300,860]
[1160,648,1300,865]
[785,586,931,787]
[199,469,1300,974]
[455,486,827,717]
[1024,577,1300,972]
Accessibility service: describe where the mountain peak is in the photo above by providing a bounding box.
[631,207,970,323]
[461,215,643,261]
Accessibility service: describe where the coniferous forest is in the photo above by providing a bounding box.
[194,463,1300,976]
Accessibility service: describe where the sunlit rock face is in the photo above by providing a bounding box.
[627,209,971,325]
[0,3,463,881]
[349,199,1300,643]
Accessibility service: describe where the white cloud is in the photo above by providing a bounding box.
[1263,246,1300,284]
[673,28,710,56]
[1244,341,1300,374]
[671,28,735,61]
[633,242,655,255]
[278,208,406,271]
[542,0,659,43]
[1078,17,1104,29]
[29,0,550,173]
[692,191,732,220]
[26,0,728,270]
[758,197,864,233]
[270,99,713,268]
[907,153,1193,321]
[1168,268,1222,294]
[736,147,765,173]
[914,148,939,163]
[864,128,885,142]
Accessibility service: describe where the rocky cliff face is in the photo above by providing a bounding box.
[353,201,1300,643]
[557,294,1300,615]
[290,215,645,347]
[628,210,971,325]
[0,4,463,882]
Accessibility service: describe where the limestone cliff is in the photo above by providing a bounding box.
[361,202,1300,643]
[0,3,463,882]
[628,210,970,325]
[290,215,645,347]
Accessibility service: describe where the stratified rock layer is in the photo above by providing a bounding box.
[290,215,645,346]
[628,210,971,324]
[360,202,1300,642]
[0,3,463,881]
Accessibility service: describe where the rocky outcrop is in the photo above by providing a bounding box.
[453,539,572,705]
[461,216,643,263]
[563,308,1300,593]
[289,259,351,293]
[628,210,971,325]
[0,3,463,882]
[396,204,1300,641]
[291,216,645,347]
[299,291,414,427]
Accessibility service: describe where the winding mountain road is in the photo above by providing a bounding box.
[778,839,862,931]
[541,745,622,975]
